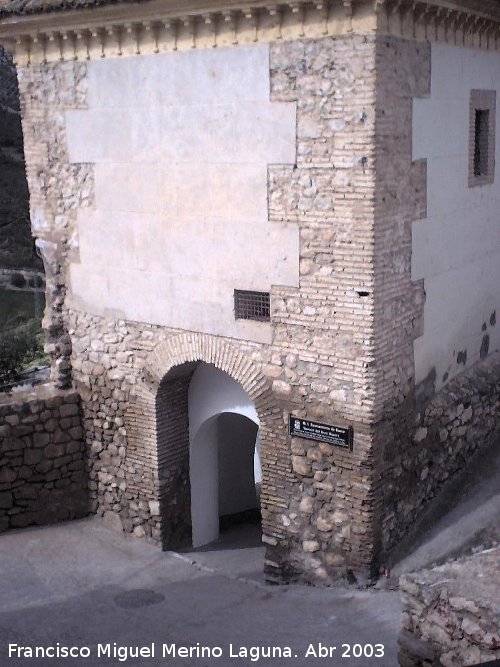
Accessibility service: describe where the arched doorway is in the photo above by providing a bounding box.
[188,363,261,547]
[127,332,292,581]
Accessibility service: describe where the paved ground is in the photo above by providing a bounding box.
[1,519,401,667]
[2,439,498,667]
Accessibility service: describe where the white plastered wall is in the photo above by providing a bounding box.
[188,363,260,547]
[65,45,299,343]
[412,43,500,391]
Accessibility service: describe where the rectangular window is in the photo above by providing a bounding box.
[234,290,270,322]
[474,109,489,177]
[469,90,496,187]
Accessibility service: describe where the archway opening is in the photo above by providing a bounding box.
[217,412,260,532]
[190,411,261,549]
[188,362,262,549]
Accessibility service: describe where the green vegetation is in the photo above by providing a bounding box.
[0,289,48,385]
[0,318,47,383]
[0,288,40,324]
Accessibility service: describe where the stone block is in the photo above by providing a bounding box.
[43,419,57,432]
[133,524,146,538]
[17,466,34,481]
[14,485,39,500]
[53,455,73,469]
[413,427,428,443]
[59,403,80,418]
[35,460,53,474]
[292,456,312,476]
[44,444,65,459]
[12,425,34,437]
[5,438,25,452]
[148,500,160,516]
[53,431,71,444]
[66,441,82,455]
[0,492,13,509]
[45,396,63,408]
[24,449,42,465]
[299,496,315,514]
[316,516,333,532]
[32,432,50,448]
[10,513,36,528]
[0,468,16,484]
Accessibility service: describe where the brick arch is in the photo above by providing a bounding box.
[125,332,292,578]
[141,333,273,416]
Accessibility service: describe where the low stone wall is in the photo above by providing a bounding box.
[379,353,500,559]
[399,548,500,666]
[0,385,88,531]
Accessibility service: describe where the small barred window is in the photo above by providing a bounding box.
[474,109,490,177]
[234,290,270,322]
[469,90,496,187]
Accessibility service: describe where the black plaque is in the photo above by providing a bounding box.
[289,415,353,450]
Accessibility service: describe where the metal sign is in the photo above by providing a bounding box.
[289,416,353,450]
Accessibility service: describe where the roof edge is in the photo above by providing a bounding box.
[1,0,499,64]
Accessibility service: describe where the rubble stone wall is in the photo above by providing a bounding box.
[16,61,93,388]
[399,548,500,667]
[371,38,500,564]
[0,385,88,532]
[379,353,500,562]
[370,35,431,566]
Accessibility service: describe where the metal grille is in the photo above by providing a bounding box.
[474,109,490,177]
[0,46,20,113]
[234,290,270,322]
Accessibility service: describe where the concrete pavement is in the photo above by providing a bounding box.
[0,519,401,667]
[4,436,498,667]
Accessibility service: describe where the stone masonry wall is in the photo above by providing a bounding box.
[380,353,500,562]
[0,385,88,531]
[268,34,379,580]
[16,61,93,388]
[16,33,385,584]
[368,38,500,565]
[399,548,500,667]
[16,31,499,584]
[156,372,193,549]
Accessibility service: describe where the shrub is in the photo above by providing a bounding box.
[0,318,46,384]
[10,271,26,288]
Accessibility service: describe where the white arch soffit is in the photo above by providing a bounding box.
[188,363,259,443]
